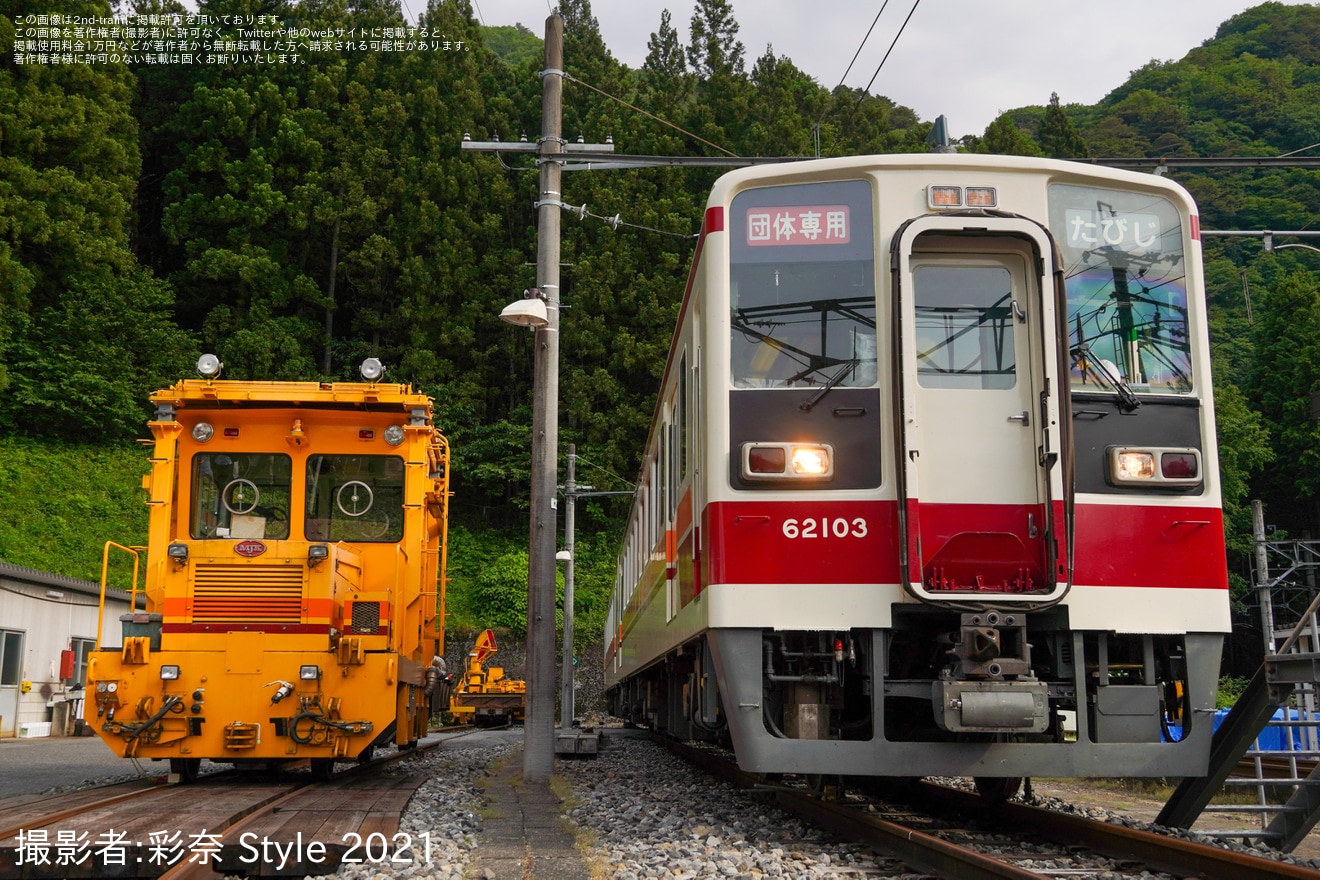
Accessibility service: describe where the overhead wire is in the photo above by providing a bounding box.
[564,73,740,158]
[831,1,892,95]
[861,0,924,97]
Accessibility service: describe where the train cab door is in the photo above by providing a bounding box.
[892,215,1070,605]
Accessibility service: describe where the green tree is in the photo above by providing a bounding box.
[0,1,195,437]
[977,113,1043,156]
[1038,93,1090,159]
[1250,272,1320,534]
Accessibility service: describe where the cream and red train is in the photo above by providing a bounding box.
[604,154,1228,791]
[86,358,451,780]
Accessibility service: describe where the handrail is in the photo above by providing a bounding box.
[98,542,143,649]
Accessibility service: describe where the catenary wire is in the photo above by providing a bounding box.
[861,0,923,97]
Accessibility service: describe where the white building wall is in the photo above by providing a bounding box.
[0,564,136,737]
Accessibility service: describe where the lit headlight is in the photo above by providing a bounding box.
[792,446,831,476]
[160,665,181,680]
[1108,447,1202,486]
[299,665,321,680]
[741,442,835,481]
[1114,451,1155,481]
[192,422,215,442]
[384,425,406,446]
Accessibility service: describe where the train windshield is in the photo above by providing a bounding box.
[305,454,405,543]
[728,179,877,389]
[190,452,292,540]
[1048,184,1193,394]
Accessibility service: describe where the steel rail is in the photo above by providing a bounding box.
[665,738,1039,879]
[0,781,169,843]
[915,781,1320,880]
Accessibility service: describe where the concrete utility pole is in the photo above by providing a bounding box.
[521,12,565,784]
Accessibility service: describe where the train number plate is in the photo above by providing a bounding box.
[781,517,868,539]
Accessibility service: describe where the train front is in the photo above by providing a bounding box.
[85,357,450,778]
[614,155,1230,785]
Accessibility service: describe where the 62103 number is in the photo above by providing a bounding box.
[782,517,867,539]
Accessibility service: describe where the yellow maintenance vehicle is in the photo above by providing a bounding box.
[448,630,525,727]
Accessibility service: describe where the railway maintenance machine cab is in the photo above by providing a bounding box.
[86,356,451,780]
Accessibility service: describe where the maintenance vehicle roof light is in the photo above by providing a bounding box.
[360,358,384,381]
[196,354,222,378]
[384,425,406,446]
[192,422,214,443]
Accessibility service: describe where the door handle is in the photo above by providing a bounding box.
[1008,411,1030,426]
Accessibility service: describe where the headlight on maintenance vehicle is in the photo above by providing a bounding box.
[1107,447,1201,487]
[741,442,834,482]
[160,665,180,680]
[299,665,321,680]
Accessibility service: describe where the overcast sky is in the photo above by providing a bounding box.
[457,0,1312,139]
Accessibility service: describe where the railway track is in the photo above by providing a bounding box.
[0,729,479,879]
[661,736,1320,879]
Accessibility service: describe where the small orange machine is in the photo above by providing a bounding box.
[448,630,526,726]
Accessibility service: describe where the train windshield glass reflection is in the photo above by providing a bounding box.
[190,452,292,540]
[305,454,405,543]
[729,179,877,389]
[1048,184,1192,394]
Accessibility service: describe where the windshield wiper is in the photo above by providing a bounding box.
[799,358,859,412]
[1074,343,1141,411]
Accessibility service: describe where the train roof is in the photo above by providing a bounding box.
[150,378,435,413]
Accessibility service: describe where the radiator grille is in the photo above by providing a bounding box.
[192,564,305,622]
[350,601,381,633]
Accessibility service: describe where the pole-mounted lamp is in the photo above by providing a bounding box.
[500,288,550,329]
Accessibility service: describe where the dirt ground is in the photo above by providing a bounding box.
[1027,777,1320,860]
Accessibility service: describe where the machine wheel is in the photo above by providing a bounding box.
[310,758,336,780]
[973,776,1022,803]
[169,758,201,784]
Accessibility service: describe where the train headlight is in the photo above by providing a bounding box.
[741,442,834,481]
[1108,447,1202,486]
[307,544,330,567]
[792,446,832,476]
[196,353,222,378]
[384,425,406,446]
[167,543,189,563]
[299,665,321,681]
[160,665,181,681]
[192,422,215,443]
[360,358,385,381]
[1114,451,1155,481]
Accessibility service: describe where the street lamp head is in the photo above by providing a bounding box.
[499,289,550,328]
[556,550,572,562]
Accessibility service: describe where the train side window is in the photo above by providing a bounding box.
[304,454,404,543]
[190,453,292,540]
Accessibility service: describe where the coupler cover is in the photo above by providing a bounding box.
[932,680,1050,733]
